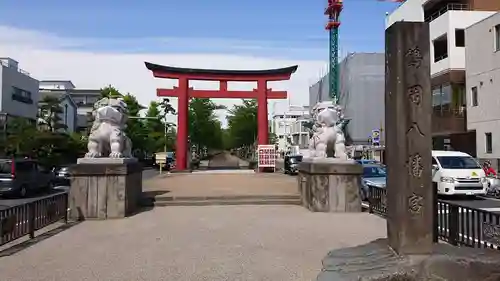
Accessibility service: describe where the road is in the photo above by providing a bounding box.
[0,167,160,210]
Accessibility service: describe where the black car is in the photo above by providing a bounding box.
[284,155,303,175]
[53,166,71,186]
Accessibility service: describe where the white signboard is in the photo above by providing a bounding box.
[258,145,276,168]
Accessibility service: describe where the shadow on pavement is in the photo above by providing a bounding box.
[0,221,82,257]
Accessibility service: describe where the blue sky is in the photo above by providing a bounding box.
[0,0,399,60]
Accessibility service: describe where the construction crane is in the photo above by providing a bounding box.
[324,0,404,104]
[325,0,343,104]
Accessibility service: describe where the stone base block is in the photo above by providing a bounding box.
[317,239,500,281]
[298,158,362,212]
[69,161,143,220]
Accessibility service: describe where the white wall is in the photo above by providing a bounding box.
[0,61,39,120]
[385,0,425,28]
[59,97,76,133]
[386,1,495,77]
[39,81,75,90]
[431,11,496,76]
[465,12,500,159]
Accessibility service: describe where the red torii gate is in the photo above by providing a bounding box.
[145,62,298,171]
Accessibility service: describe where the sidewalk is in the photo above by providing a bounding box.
[0,206,386,281]
[143,172,299,198]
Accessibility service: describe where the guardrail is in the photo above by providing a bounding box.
[367,185,500,250]
[0,192,68,247]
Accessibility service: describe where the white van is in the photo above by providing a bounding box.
[432,150,488,196]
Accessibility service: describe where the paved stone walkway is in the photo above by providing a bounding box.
[144,172,298,198]
[0,206,386,281]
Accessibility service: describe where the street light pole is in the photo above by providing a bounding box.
[164,121,167,152]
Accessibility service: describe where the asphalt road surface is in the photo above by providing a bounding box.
[0,167,160,210]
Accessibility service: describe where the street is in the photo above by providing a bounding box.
[0,167,160,210]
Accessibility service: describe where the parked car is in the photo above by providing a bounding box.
[284,155,303,175]
[356,159,380,165]
[432,150,488,196]
[360,164,387,201]
[53,166,71,187]
[0,158,55,198]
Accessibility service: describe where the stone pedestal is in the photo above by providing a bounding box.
[298,158,362,212]
[69,158,143,220]
[317,239,500,281]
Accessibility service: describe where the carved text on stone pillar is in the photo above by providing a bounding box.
[407,85,422,105]
[408,153,423,178]
[406,123,425,137]
[408,192,424,215]
[405,46,423,69]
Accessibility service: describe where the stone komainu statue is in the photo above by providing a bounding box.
[84,97,132,158]
[307,101,349,159]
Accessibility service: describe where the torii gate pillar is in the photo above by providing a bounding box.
[145,62,298,171]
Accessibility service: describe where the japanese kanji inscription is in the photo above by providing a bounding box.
[405,46,423,68]
[408,192,424,215]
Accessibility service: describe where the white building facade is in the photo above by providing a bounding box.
[385,0,499,156]
[465,12,500,164]
[0,58,40,121]
[270,105,309,154]
[40,80,101,132]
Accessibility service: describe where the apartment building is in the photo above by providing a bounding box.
[270,105,309,153]
[40,80,101,132]
[385,0,500,156]
[465,12,500,165]
[0,58,40,121]
[308,53,385,145]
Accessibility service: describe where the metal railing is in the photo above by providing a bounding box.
[0,60,31,77]
[0,192,68,246]
[367,185,500,250]
[425,3,470,22]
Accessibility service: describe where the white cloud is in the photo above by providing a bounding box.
[0,25,326,126]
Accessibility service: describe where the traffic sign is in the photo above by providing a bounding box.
[372,129,380,146]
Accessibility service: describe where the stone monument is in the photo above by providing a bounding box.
[298,101,362,213]
[317,22,500,281]
[69,97,143,220]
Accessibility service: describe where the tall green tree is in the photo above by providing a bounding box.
[226,99,258,148]
[188,98,225,151]
[145,101,176,153]
[100,85,123,98]
[122,93,147,155]
[38,96,67,132]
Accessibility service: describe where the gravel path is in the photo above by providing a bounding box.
[0,206,386,281]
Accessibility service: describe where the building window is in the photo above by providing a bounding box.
[486,132,493,154]
[433,34,448,62]
[11,86,33,104]
[496,24,500,52]
[471,86,478,107]
[64,104,68,127]
[455,29,465,47]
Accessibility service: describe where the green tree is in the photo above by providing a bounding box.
[3,118,39,157]
[38,95,67,132]
[122,93,147,155]
[144,101,176,153]
[100,85,123,98]
[226,99,258,148]
[188,98,225,152]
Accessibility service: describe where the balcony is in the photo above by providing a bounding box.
[432,108,466,136]
[425,3,470,22]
